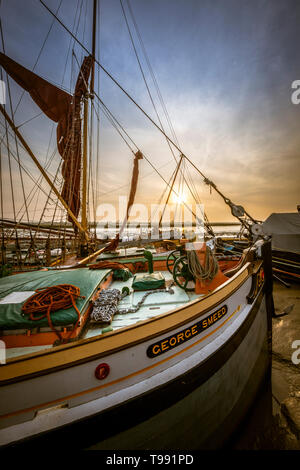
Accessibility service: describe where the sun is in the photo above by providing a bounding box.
[173,192,187,204]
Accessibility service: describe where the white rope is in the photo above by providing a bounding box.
[187,247,219,282]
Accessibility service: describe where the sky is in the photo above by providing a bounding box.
[0,0,300,224]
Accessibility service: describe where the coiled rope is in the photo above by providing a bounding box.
[21,284,85,341]
[187,246,219,282]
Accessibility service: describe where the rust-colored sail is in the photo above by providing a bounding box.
[57,55,93,225]
[0,52,71,121]
[0,52,93,228]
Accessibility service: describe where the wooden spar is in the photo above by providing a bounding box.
[90,0,97,96]
[0,104,89,240]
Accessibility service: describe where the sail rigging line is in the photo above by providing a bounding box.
[92,91,206,228]
[0,125,63,205]
[97,159,175,199]
[121,0,214,236]
[39,0,257,231]
[35,159,63,247]
[0,53,88,237]
[31,124,57,224]
[39,0,244,229]
[0,104,88,238]
[97,99,137,154]
[0,99,21,265]
[0,139,60,242]
[94,0,101,239]
[90,0,97,97]
[15,112,44,130]
[3,1,81,238]
[123,0,193,218]
[152,165,178,219]
[120,0,180,166]
[123,0,206,222]
[0,23,34,252]
[0,32,21,256]
[122,0,234,237]
[120,0,206,229]
[125,0,180,151]
[11,0,64,119]
[0,126,61,220]
[92,90,203,226]
[51,0,84,245]
[1,0,88,246]
[159,154,183,226]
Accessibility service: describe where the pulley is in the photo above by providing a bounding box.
[230,204,245,218]
[251,223,264,237]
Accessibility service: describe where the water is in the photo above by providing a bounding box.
[96,224,241,242]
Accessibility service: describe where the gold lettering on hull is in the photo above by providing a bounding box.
[147,305,228,358]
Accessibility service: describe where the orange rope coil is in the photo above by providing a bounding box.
[21,284,85,341]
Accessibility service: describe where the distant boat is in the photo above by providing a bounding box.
[0,0,274,450]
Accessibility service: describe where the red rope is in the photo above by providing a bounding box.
[21,284,85,341]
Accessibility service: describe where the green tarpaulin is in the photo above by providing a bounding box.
[0,268,111,330]
[132,272,165,291]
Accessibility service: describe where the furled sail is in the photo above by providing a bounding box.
[104,150,143,253]
[119,150,143,235]
[0,52,93,228]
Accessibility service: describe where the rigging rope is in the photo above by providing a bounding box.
[21,284,85,341]
[38,0,256,233]
[187,246,219,282]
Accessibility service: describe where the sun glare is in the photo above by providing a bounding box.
[173,192,187,205]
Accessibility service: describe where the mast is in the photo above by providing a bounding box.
[81,0,97,248]
[81,98,88,233]
[91,0,97,97]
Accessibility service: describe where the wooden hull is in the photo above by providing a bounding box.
[0,249,272,448]
[83,290,270,450]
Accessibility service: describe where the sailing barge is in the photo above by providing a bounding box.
[0,239,273,449]
[0,0,274,449]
